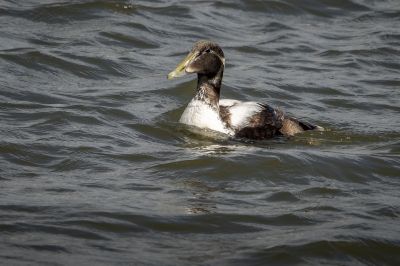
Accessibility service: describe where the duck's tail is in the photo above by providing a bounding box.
[297,119,324,132]
[280,117,324,136]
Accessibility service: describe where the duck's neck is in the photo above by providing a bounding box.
[193,68,223,109]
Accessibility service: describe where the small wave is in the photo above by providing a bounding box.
[232,238,399,265]
[265,191,300,202]
[0,50,107,79]
[98,31,159,49]
[8,1,136,24]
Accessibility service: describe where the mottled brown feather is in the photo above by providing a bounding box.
[279,117,317,136]
[219,105,231,125]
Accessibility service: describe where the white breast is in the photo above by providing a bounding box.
[179,99,233,135]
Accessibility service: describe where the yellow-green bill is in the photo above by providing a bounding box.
[167,51,197,79]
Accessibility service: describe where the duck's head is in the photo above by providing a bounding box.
[168,40,225,80]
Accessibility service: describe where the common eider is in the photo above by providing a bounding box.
[168,40,322,140]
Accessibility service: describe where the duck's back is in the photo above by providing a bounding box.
[219,99,284,139]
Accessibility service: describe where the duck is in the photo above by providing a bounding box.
[167,40,322,140]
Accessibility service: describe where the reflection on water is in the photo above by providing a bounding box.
[1,0,400,265]
[181,179,219,214]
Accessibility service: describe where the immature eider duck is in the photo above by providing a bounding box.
[168,40,322,140]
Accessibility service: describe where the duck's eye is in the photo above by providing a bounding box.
[204,49,211,53]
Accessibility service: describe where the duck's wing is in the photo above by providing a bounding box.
[219,99,284,139]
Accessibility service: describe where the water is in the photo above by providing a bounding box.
[1,0,400,265]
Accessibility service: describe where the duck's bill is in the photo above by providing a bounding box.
[167,51,197,79]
